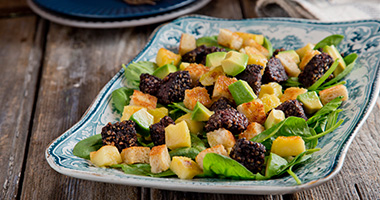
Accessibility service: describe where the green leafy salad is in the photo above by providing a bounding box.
[73,29,357,184]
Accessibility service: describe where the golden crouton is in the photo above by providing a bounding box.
[239,122,265,140]
[207,128,236,153]
[184,63,210,85]
[212,75,238,101]
[195,144,228,170]
[280,87,307,103]
[121,146,150,165]
[183,87,212,110]
[298,50,321,70]
[149,145,171,173]
[237,99,266,124]
[179,33,196,56]
[242,39,269,58]
[319,84,348,105]
[129,90,157,109]
[217,29,243,50]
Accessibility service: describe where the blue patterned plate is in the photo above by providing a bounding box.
[46,16,380,195]
[33,0,197,19]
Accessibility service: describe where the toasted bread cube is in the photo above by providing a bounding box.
[235,32,264,45]
[280,87,308,103]
[121,105,144,121]
[271,136,306,157]
[90,145,122,167]
[243,39,270,58]
[175,113,204,135]
[156,48,181,67]
[170,156,203,179]
[149,145,171,173]
[217,29,243,50]
[237,99,266,124]
[259,82,283,99]
[165,121,191,150]
[319,85,348,105]
[239,122,265,140]
[299,50,321,70]
[212,75,238,101]
[207,128,236,153]
[184,63,210,85]
[129,90,157,110]
[260,94,281,113]
[121,146,150,165]
[195,144,228,170]
[179,33,196,56]
[183,87,212,110]
[240,47,268,73]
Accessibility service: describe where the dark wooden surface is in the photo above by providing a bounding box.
[0,0,379,199]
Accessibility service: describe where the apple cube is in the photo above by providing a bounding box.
[90,145,122,167]
[165,121,191,150]
[271,136,306,157]
[170,156,202,179]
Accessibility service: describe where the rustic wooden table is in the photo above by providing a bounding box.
[1,0,380,199]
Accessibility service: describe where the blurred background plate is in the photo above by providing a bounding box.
[33,0,197,19]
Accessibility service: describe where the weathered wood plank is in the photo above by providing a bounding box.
[0,0,31,16]
[240,0,260,18]
[19,23,154,199]
[0,16,43,200]
[196,0,243,19]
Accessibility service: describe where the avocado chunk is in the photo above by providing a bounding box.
[278,50,300,64]
[323,45,346,76]
[130,108,154,137]
[228,80,257,105]
[265,153,288,177]
[297,91,323,114]
[221,51,248,76]
[264,109,285,130]
[206,52,227,68]
[152,63,177,79]
[191,102,214,121]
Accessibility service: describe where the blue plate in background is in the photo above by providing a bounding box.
[33,0,197,19]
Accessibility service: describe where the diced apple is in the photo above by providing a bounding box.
[121,105,144,121]
[156,48,181,67]
[148,107,169,124]
[276,53,301,77]
[240,46,268,72]
[90,145,122,167]
[271,136,306,157]
[260,93,281,113]
[170,156,203,179]
[235,32,264,45]
[259,82,283,99]
[199,66,225,86]
[296,43,315,59]
[165,121,191,150]
[175,113,204,135]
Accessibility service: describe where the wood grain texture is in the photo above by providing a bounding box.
[19,23,154,200]
[240,0,260,18]
[0,0,31,16]
[0,16,42,200]
[196,0,243,19]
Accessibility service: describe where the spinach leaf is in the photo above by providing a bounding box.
[312,116,328,133]
[307,96,343,125]
[137,137,154,148]
[73,134,103,159]
[196,36,233,51]
[304,119,343,140]
[202,153,257,179]
[284,77,302,87]
[191,133,207,151]
[123,61,157,89]
[314,35,344,50]
[111,87,134,113]
[111,164,175,177]
[265,153,288,178]
[308,59,339,91]
[169,147,200,159]
[287,166,301,185]
[321,53,358,88]
[263,37,273,58]
[168,102,192,113]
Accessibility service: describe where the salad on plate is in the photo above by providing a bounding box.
[73,28,357,184]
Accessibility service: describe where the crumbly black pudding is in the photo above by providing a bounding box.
[209,97,236,111]
[156,71,192,104]
[298,53,334,87]
[139,73,162,96]
[181,45,226,65]
[150,116,175,146]
[230,138,266,173]
[275,99,308,120]
[235,64,263,95]
[205,107,248,135]
[262,57,288,84]
[101,120,138,152]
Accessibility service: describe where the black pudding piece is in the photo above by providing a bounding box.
[230,138,266,173]
[139,73,162,96]
[101,120,138,152]
[235,64,263,95]
[298,53,334,88]
[275,99,308,121]
[262,57,288,84]
[209,97,236,111]
[181,45,226,65]
[150,116,175,146]
[205,108,248,135]
[156,71,192,104]
[272,48,286,57]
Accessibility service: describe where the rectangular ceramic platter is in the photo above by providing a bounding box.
[46,16,380,195]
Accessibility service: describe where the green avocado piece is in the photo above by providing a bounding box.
[228,80,257,105]
[221,51,248,76]
[323,45,347,76]
[191,102,214,121]
[264,109,285,130]
[130,108,154,137]
[206,52,227,68]
[152,64,177,79]
[278,50,300,64]
[297,91,323,114]
[265,153,288,178]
